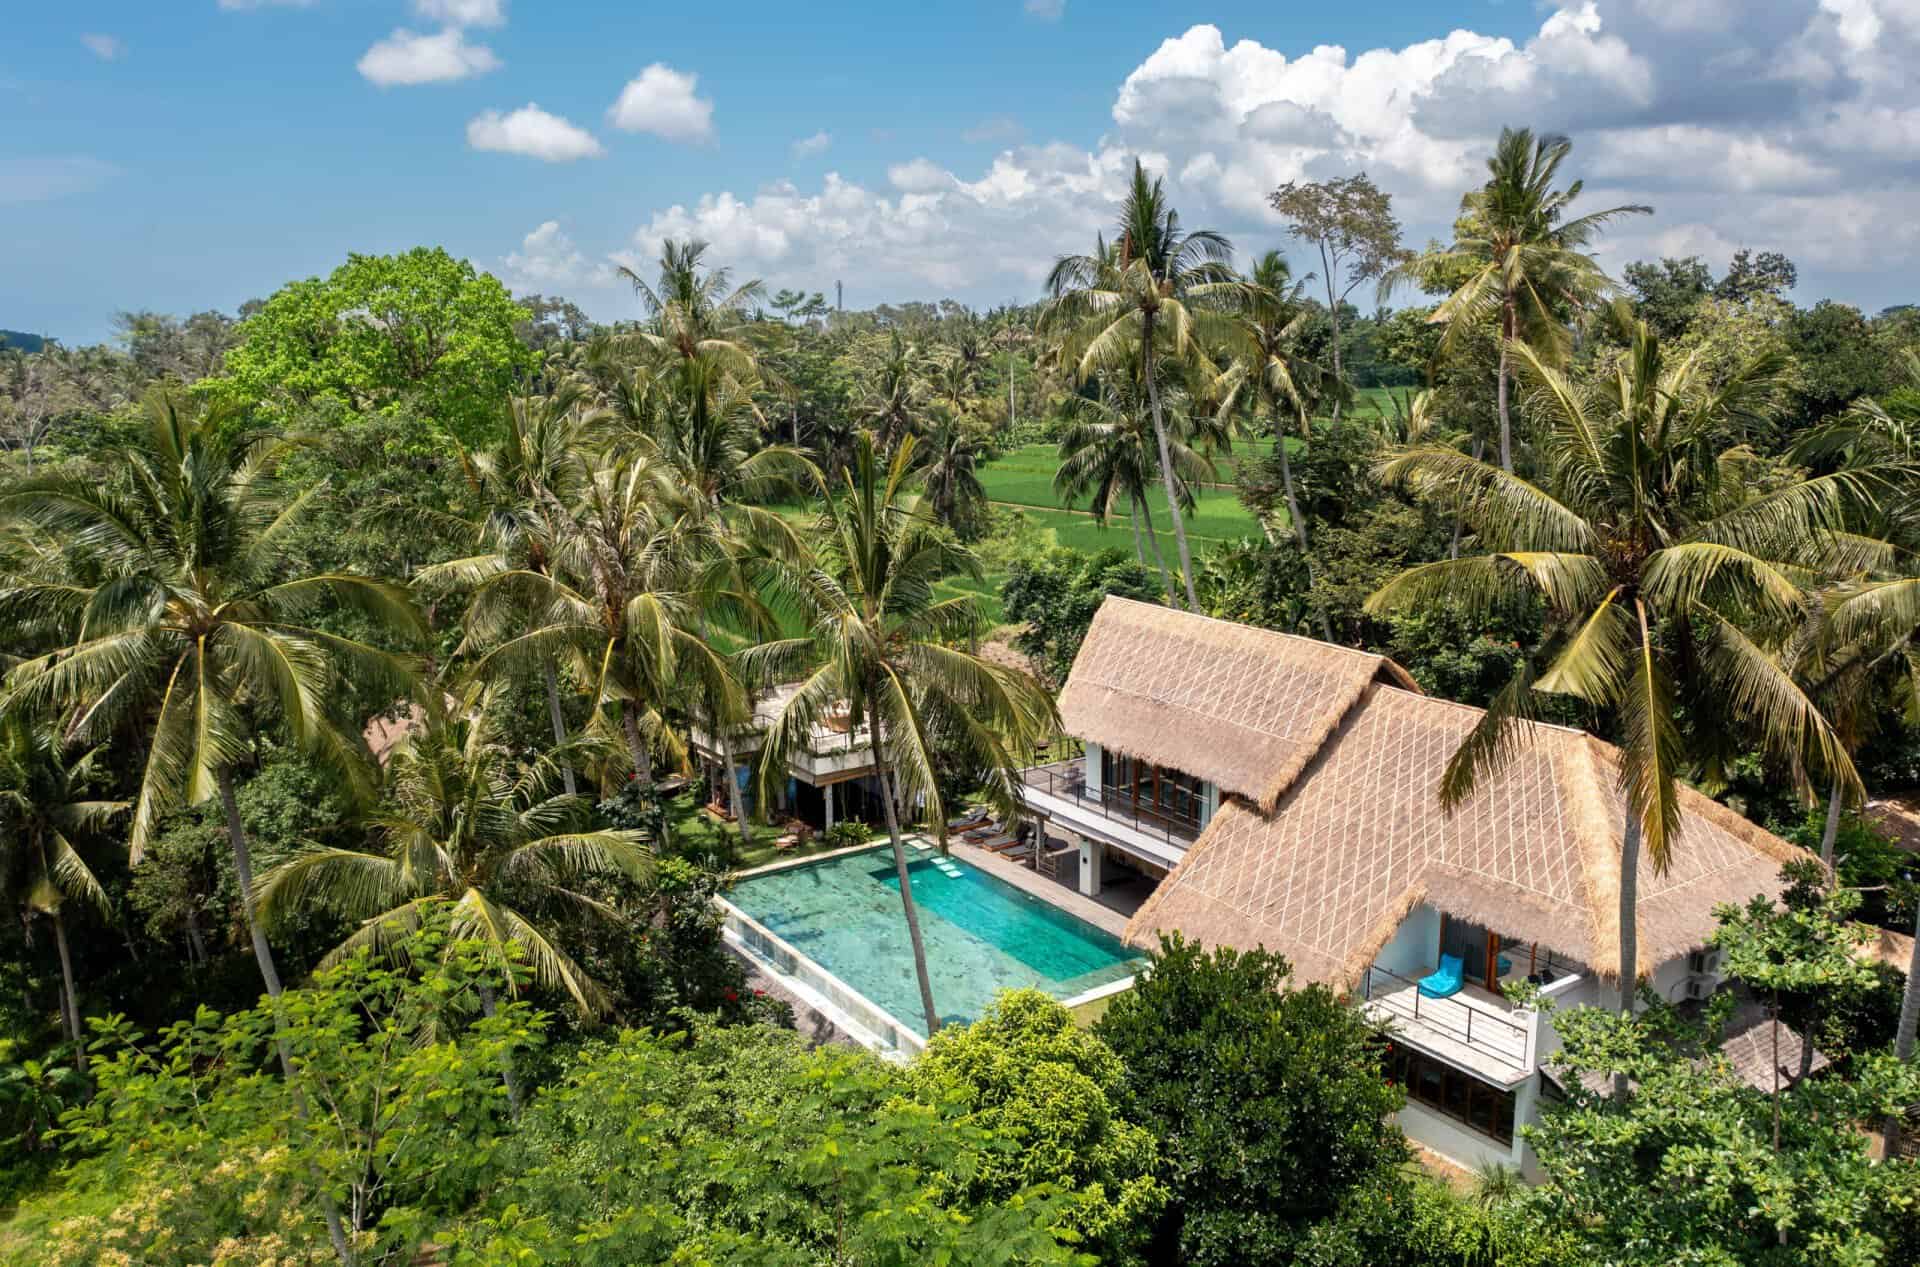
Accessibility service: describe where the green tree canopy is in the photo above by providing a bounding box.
[215,247,532,443]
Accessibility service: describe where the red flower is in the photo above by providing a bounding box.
[724,989,739,1003]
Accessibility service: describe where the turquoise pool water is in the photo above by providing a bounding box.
[727,844,1141,1036]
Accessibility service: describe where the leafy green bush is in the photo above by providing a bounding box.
[448,1020,1085,1265]
[1094,933,1409,1266]
[912,990,1166,1265]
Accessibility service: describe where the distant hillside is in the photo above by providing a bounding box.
[1,330,45,353]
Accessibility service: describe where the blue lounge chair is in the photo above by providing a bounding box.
[1419,953,1465,999]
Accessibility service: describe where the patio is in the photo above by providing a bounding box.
[1362,965,1534,1084]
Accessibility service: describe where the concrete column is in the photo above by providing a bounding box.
[824,782,835,833]
[1076,832,1102,898]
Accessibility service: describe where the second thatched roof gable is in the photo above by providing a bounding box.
[1057,596,1418,812]
[1125,684,1808,985]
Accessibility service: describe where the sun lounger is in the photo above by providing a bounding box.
[979,834,1022,854]
[1418,954,1465,1000]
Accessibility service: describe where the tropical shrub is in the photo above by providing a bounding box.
[912,990,1166,1265]
[448,1019,1086,1265]
[1094,933,1409,1266]
[1528,992,1920,1265]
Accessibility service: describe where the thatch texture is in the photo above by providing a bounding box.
[1125,683,1808,986]
[1865,798,1920,855]
[1057,596,1417,811]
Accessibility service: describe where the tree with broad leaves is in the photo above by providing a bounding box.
[1268,173,1408,424]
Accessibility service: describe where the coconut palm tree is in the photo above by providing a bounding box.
[1391,128,1650,472]
[435,386,603,795]
[855,328,936,455]
[749,434,1058,1035]
[0,712,120,1065]
[1214,251,1338,635]
[1053,351,1210,604]
[0,390,422,1011]
[1365,305,1863,1048]
[1044,161,1251,612]
[614,238,766,386]
[918,417,989,540]
[257,699,651,1105]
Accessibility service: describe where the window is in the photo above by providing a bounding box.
[1099,752,1203,829]
[1382,1043,1517,1146]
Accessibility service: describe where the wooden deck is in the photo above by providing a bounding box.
[1364,972,1533,1085]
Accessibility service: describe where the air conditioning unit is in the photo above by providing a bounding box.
[1687,948,1722,977]
[1684,977,1715,1002]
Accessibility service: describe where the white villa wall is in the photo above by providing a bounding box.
[1374,903,1442,979]
[1397,1100,1535,1177]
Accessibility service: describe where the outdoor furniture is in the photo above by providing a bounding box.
[773,834,800,852]
[1418,954,1465,1000]
[1038,842,1076,880]
[1496,955,1513,978]
[979,834,1022,854]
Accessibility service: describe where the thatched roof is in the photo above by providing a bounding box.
[1719,999,1828,1090]
[1865,797,1920,855]
[1126,681,1808,985]
[1058,596,1418,812]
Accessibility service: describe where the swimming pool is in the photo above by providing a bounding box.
[722,843,1141,1046]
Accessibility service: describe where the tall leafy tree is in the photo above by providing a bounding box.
[1366,306,1861,1041]
[1045,161,1250,612]
[1267,173,1407,423]
[750,435,1057,1034]
[0,390,422,1012]
[1391,128,1650,471]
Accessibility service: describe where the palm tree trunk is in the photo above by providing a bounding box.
[1276,412,1333,642]
[475,981,522,1117]
[219,768,284,1000]
[1451,437,1484,560]
[542,663,576,797]
[1886,899,1920,1155]
[219,768,356,1267]
[1141,323,1199,612]
[1322,243,1343,426]
[1497,302,1515,472]
[51,911,82,1069]
[1614,814,1642,1103]
[1130,499,1145,565]
[1007,349,1017,433]
[621,703,673,849]
[714,720,754,851]
[871,709,940,1036]
[1139,496,1175,605]
[1820,780,1844,871]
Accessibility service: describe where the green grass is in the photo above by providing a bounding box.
[665,793,863,871]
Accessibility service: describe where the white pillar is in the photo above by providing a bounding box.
[1077,832,1102,898]
[824,782,835,833]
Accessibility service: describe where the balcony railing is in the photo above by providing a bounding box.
[1362,963,1532,1076]
[1017,759,1202,852]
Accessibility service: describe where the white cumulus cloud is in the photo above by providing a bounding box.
[468,105,603,162]
[607,64,714,143]
[357,27,500,86]
[80,33,125,61]
[414,0,507,27]
[793,130,833,157]
[580,1,1920,312]
[503,221,596,289]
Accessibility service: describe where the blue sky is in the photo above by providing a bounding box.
[5,1,1916,343]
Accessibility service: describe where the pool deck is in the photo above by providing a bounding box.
[947,837,1134,939]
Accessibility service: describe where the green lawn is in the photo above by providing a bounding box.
[666,793,869,871]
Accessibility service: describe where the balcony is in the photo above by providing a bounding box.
[1016,758,1199,871]
[1362,964,1535,1085]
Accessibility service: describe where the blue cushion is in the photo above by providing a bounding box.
[1418,953,1464,999]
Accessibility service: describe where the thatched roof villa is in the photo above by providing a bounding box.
[1013,596,1815,1176]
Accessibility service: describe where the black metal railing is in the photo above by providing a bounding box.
[1362,964,1531,1074]
[1017,758,1202,852]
